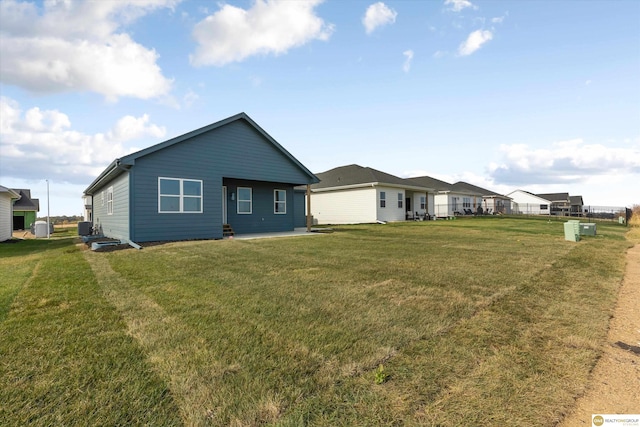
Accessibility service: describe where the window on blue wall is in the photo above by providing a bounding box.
[274,189,286,214]
[237,187,252,214]
[380,191,386,208]
[159,177,203,213]
[107,186,113,215]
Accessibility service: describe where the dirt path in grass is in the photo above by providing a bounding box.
[559,243,640,426]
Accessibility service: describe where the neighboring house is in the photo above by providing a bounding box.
[11,189,39,230]
[569,195,584,216]
[407,176,483,218]
[82,194,92,222]
[308,164,435,224]
[506,190,551,215]
[83,113,318,243]
[537,193,571,216]
[0,186,20,241]
[450,182,512,215]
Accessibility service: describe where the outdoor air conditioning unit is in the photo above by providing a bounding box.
[78,221,92,236]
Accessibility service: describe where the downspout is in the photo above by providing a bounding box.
[128,163,134,242]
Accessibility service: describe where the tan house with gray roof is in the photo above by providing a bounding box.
[309,164,435,224]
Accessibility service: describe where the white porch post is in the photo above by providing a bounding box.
[306,184,312,232]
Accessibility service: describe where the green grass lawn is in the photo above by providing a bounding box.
[0,218,632,426]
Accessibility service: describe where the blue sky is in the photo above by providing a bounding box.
[1,0,638,216]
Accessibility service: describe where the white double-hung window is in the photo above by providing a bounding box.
[237,187,252,214]
[107,186,113,215]
[158,177,203,213]
[274,189,286,214]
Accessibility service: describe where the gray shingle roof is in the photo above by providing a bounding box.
[451,181,509,198]
[312,164,422,190]
[11,189,39,211]
[570,195,584,205]
[405,176,452,191]
[536,192,570,202]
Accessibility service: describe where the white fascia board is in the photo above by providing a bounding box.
[311,183,377,193]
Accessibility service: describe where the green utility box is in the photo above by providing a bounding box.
[579,223,597,236]
[564,221,580,242]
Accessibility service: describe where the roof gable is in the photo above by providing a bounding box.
[85,113,318,194]
[11,189,39,211]
[0,185,20,199]
[570,195,584,205]
[506,190,551,203]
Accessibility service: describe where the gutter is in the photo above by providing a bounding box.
[311,182,436,193]
[83,159,131,195]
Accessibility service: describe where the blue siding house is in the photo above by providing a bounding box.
[83,113,318,243]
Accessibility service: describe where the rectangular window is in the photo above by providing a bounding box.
[463,197,471,208]
[540,204,548,210]
[274,189,286,214]
[452,197,459,211]
[107,186,113,215]
[380,191,386,208]
[237,187,252,214]
[398,193,403,209]
[420,196,426,210]
[158,177,203,213]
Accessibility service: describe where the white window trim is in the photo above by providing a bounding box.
[274,189,286,214]
[397,193,403,209]
[107,186,113,215]
[158,177,203,214]
[380,191,386,208]
[237,187,252,214]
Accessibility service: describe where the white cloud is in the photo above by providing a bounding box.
[445,0,477,12]
[402,50,414,72]
[0,96,166,185]
[489,138,640,186]
[183,90,200,108]
[363,2,397,34]
[190,0,334,67]
[0,0,177,100]
[458,29,493,56]
[491,12,508,24]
